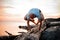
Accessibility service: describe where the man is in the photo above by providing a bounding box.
[24,8,44,31]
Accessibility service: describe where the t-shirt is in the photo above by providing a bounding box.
[26,8,42,20]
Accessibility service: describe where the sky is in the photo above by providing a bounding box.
[0,0,60,36]
[0,0,60,18]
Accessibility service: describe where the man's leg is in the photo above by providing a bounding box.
[39,16,44,31]
[39,21,42,30]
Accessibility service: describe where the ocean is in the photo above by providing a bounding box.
[0,21,27,36]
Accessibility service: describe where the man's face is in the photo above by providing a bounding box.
[30,14,35,19]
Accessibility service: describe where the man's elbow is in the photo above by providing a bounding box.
[24,16,27,21]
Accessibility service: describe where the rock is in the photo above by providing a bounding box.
[40,18,60,40]
[14,22,46,40]
[0,35,17,40]
[40,26,60,40]
[45,18,60,28]
[14,32,40,40]
[19,25,36,30]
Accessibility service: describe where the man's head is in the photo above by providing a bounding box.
[29,14,35,19]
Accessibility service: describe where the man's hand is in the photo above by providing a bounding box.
[30,18,38,26]
[30,18,34,21]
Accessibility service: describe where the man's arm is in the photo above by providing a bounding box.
[36,19,42,30]
[36,20,40,25]
[30,18,37,25]
[39,21,42,30]
[27,20,29,27]
[27,20,31,30]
